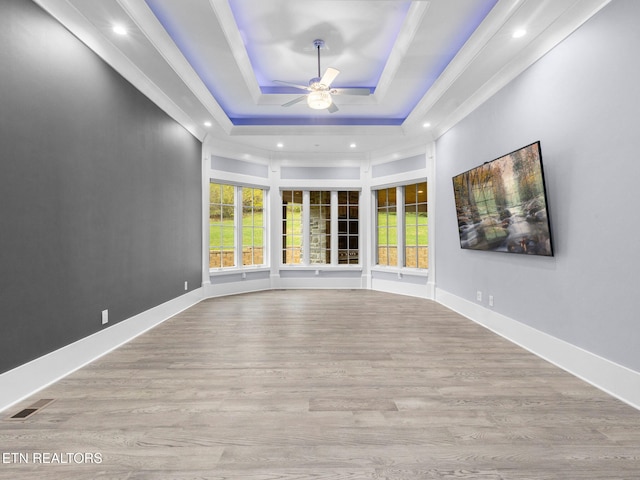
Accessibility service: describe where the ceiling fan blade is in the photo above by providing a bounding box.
[273,80,311,91]
[327,103,339,114]
[282,95,307,107]
[330,87,371,96]
[320,67,340,87]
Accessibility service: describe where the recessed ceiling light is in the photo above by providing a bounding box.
[350,143,357,148]
[277,143,284,148]
[422,122,431,128]
[204,121,212,127]
[512,28,527,39]
[112,24,127,36]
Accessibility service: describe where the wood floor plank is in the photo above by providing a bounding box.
[2,289,640,479]
[309,398,398,412]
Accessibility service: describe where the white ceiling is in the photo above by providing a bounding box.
[34,0,611,160]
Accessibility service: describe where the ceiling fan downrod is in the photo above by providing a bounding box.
[313,39,324,79]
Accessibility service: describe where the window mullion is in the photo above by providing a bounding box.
[373,190,378,266]
[330,191,338,265]
[235,186,242,268]
[302,191,310,266]
[261,190,268,267]
[396,186,405,268]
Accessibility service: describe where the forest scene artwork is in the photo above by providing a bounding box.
[452,141,553,256]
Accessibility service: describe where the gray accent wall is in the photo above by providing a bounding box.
[0,0,202,374]
[435,0,640,371]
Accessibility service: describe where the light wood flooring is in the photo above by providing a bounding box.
[2,289,640,479]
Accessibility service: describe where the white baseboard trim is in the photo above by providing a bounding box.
[277,277,363,290]
[204,278,272,298]
[0,288,205,414]
[371,277,432,299]
[436,288,640,411]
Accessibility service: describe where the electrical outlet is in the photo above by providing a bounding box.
[489,295,494,307]
[101,309,109,325]
[476,291,482,302]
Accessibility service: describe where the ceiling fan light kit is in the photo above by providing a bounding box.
[307,90,332,110]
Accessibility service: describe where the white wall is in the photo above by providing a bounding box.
[435,0,640,373]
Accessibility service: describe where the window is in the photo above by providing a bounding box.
[404,182,428,268]
[375,181,428,269]
[282,190,359,266]
[376,187,397,266]
[338,191,359,264]
[282,190,303,265]
[209,182,266,269]
[242,188,265,266]
[209,183,235,268]
[309,191,331,264]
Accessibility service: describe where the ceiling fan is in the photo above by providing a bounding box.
[274,39,371,113]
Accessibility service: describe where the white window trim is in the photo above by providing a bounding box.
[280,189,362,268]
[373,181,429,272]
[208,182,269,274]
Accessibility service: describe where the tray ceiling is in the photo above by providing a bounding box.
[33,0,611,157]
